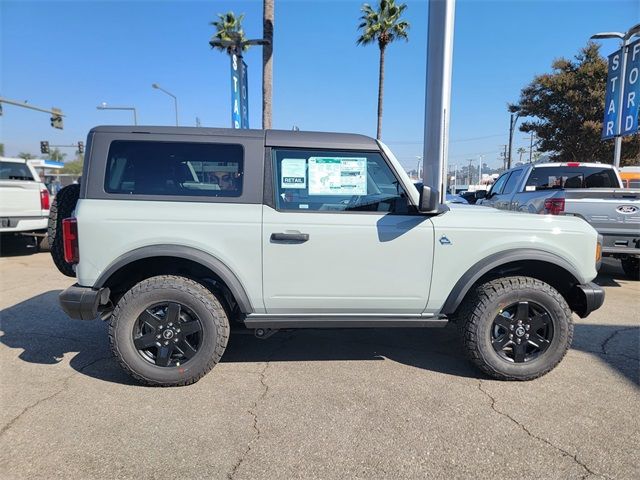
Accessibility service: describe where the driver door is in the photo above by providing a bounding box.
[262,148,434,314]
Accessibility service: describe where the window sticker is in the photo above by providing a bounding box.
[308,157,367,195]
[525,185,536,192]
[281,158,307,189]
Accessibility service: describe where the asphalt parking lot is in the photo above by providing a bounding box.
[0,247,638,480]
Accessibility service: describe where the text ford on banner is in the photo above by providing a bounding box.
[621,39,640,136]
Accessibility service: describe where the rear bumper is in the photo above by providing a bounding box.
[572,282,605,318]
[59,284,110,320]
[0,216,47,233]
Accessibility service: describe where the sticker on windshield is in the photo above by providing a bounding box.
[281,158,307,189]
[308,157,367,195]
[525,185,536,191]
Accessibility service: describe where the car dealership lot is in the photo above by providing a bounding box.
[0,250,638,480]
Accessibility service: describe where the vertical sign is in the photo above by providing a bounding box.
[621,39,640,137]
[239,60,250,129]
[230,53,242,129]
[602,49,622,139]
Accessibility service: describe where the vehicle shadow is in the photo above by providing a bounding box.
[0,235,40,258]
[1,290,638,386]
[592,258,628,287]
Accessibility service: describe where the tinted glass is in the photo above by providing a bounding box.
[104,141,243,197]
[490,172,510,195]
[525,166,618,190]
[629,179,640,189]
[273,149,411,213]
[503,169,523,194]
[0,161,34,181]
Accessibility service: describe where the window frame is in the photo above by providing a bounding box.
[84,132,264,204]
[268,146,418,215]
[489,172,511,196]
[502,168,524,195]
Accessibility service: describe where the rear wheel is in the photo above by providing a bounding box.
[109,275,229,386]
[456,276,573,381]
[48,184,80,277]
[621,256,640,281]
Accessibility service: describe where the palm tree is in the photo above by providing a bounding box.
[262,1,274,129]
[210,12,248,55]
[357,1,409,140]
[517,147,526,164]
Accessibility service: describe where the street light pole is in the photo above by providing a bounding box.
[507,110,521,170]
[590,24,640,168]
[97,102,138,125]
[152,83,179,126]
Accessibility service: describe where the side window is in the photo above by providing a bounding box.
[272,149,411,213]
[104,140,244,197]
[503,169,523,194]
[490,172,511,195]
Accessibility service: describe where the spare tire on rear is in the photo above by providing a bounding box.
[48,184,80,277]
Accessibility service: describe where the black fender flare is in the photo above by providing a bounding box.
[94,244,253,313]
[440,249,583,314]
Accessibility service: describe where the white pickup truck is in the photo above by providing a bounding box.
[0,157,50,248]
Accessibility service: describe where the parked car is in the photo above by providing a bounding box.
[55,126,604,386]
[476,162,640,279]
[0,157,50,249]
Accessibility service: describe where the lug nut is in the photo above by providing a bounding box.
[516,338,521,344]
[174,338,178,343]
[169,323,173,327]
[176,329,181,333]
[526,325,530,331]
[156,334,161,339]
[164,340,169,345]
[510,325,514,330]
[525,334,529,339]
[509,334,513,339]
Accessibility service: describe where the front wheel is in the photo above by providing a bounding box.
[109,275,230,386]
[456,276,573,381]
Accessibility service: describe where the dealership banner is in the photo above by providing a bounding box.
[621,39,640,137]
[230,54,249,129]
[602,49,622,140]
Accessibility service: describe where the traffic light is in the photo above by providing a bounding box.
[50,107,63,129]
[77,141,84,154]
[40,141,50,154]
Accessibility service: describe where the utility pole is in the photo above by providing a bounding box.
[501,144,508,170]
[467,158,475,185]
[528,131,535,163]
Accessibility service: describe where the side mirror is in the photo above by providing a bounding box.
[418,185,438,212]
[475,190,487,200]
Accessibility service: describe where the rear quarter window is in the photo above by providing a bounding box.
[525,166,619,190]
[0,161,34,181]
[104,141,244,197]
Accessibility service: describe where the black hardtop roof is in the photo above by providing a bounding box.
[89,126,379,150]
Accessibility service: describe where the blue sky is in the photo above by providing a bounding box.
[1,0,638,169]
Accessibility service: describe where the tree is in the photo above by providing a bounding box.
[61,159,83,174]
[17,152,36,160]
[210,12,248,55]
[516,42,639,165]
[357,0,409,140]
[0,143,4,156]
[262,0,274,129]
[517,147,526,163]
[48,148,66,162]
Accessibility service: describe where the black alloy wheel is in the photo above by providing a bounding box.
[491,301,553,363]
[133,302,203,367]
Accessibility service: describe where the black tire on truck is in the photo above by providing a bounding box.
[48,184,80,277]
[109,275,230,387]
[621,256,640,281]
[456,276,573,381]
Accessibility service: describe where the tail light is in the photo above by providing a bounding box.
[62,218,79,264]
[40,188,50,210]
[544,198,565,215]
[566,162,580,167]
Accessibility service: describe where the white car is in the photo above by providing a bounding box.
[0,157,50,245]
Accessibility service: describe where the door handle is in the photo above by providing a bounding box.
[270,232,309,243]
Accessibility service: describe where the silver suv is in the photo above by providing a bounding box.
[54,126,604,386]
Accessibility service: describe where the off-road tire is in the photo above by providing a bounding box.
[455,276,573,381]
[109,275,230,387]
[621,256,640,281]
[48,184,80,277]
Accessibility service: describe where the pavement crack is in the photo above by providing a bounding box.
[601,327,637,357]
[227,334,292,480]
[477,380,611,480]
[0,355,112,438]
